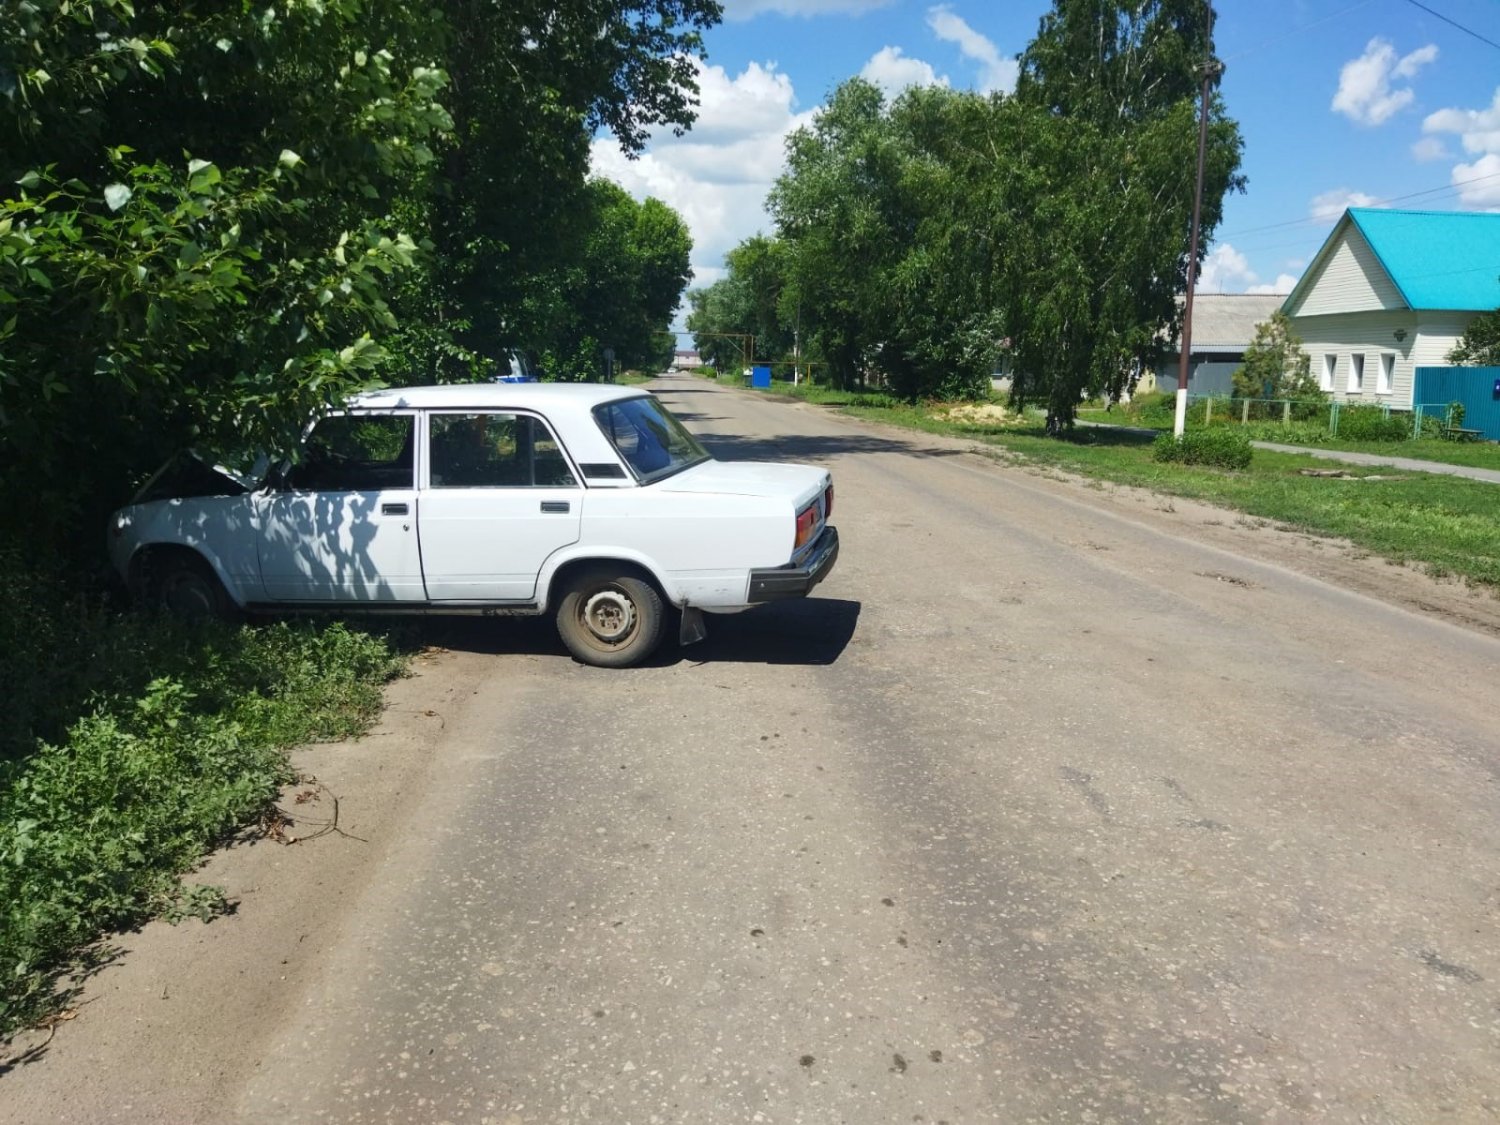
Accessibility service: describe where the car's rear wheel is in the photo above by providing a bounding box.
[148,552,238,623]
[555,571,664,668]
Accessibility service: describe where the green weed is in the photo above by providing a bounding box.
[0,566,405,1038]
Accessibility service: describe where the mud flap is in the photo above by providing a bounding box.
[678,606,707,647]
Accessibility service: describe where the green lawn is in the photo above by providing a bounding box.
[1075,407,1500,471]
[1246,435,1500,471]
[750,383,1500,592]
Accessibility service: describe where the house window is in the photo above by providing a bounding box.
[1378,353,1394,395]
[1321,354,1336,392]
[1348,353,1364,393]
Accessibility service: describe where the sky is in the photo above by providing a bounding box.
[590,0,1500,319]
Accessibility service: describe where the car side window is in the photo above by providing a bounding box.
[429,413,578,489]
[286,414,414,491]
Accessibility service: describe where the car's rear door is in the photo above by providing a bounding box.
[417,411,583,601]
[255,412,427,602]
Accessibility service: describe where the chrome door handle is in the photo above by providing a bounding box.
[540,501,570,514]
[382,502,409,516]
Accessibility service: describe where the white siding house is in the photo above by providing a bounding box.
[1283,208,1500,410]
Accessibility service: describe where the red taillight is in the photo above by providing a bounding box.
[794,504,818,549]
[823,483,834,519]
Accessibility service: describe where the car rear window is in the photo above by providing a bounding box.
[592,396,710,483]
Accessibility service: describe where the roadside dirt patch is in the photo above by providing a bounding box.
[0,647,496,1122]
[930,402,1019,426]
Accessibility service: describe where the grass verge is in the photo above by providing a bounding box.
[1076,408,1500,471]
[753,392,1500,591]
[0,558,406,1039]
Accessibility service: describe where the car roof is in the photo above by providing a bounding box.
[348,383,649,411]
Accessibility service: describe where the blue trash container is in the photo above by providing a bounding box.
[751,365,772,389]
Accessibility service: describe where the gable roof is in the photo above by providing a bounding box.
[1175,293,1284,350]
[1283,208,1500,315]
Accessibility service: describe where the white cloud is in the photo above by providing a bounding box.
[724,0,893,18]
[1420,88,1500,209]
[590,59,816,295]
[1452,153,1500,208]
[926,6,1017,95]
[1331,38,1437,126]
[1422,88,1500,156]
[1309,188,1381,222]
[1196,244,1255,292]
[1195,244,1299,294]
[860,46,949,97]
[1246,274,1298,295]
[1410,135,1449,162]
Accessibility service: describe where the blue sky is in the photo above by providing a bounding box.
[591,0,1500,300]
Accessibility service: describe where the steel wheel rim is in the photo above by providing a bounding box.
[580,588,637,645]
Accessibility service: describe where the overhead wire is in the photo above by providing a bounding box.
[1211,0,1500,258]
[1220,170,1500,241]
[1400,0,1500,52]
[1221,1,1376,63]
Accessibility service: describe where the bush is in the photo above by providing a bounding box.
[1152,428,1253,469]
[0,561,405,1036]
[1337,406,1409,442]
[1124,390,1177,426]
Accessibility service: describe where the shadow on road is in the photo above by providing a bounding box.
[417,597,861,668]
[680,597,861,666]
[699,432,962,462]
[661,410,726,424]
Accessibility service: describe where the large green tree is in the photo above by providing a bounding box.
[1005,0,1244,432]
[397,0,719,380]
[2,0,451,555]
[686,235,795,372]
[686,275,755,371]
[0,0,716,561]
[770,79,898,391]
[527,180,692,380]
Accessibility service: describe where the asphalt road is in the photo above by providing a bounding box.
[5,375,1500,1123]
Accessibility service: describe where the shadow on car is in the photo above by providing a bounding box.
[410,597,861,668]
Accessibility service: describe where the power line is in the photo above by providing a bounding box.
[1401,0,1500,52]
[1219,169,1500,240]
[1222,1,1375,63]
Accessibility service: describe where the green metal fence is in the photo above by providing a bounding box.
[1188,394,1340,430]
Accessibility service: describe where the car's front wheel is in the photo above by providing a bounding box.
[147,552,239,623]
[555,571,664,668]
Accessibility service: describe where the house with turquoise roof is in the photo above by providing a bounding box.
[1281,208,1500,409]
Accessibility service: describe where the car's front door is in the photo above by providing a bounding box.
[417,411,583,601]
[255,412,427,602]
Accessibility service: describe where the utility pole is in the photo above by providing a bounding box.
[793,301,802,386]
[1173,2,1221,439]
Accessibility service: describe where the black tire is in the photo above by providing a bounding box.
[148,553,239,623]
[555,572,664,668]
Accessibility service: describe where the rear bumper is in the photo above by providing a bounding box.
[748,525,839,602]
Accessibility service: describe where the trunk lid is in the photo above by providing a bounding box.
[655,459,827,508]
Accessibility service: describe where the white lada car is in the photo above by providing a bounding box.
[109,384,839,668]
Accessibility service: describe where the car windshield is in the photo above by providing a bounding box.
[593,395,710,483]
